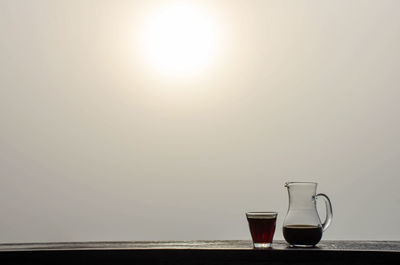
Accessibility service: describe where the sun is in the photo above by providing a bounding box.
[141,3,219,78]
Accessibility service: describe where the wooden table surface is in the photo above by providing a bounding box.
[0,240,399,264]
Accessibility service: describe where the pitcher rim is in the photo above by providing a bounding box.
[285,181,317,187]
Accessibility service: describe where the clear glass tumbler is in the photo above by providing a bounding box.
[246,212,278,248]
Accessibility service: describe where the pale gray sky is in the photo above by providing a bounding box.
[1,0,400,243]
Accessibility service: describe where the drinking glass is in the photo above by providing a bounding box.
[246,212,278,248]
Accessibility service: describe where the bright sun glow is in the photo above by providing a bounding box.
[141,3,219,77]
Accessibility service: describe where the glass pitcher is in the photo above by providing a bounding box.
[283,182,333,247]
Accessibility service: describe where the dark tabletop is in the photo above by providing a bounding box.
[1,240,399,252]
[0,240,399,265]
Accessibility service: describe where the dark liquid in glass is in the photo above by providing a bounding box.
[247,217,276,243]
[283,225,323,246]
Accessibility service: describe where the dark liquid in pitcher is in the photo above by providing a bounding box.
[283,225,323,246]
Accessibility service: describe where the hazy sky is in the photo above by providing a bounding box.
[1,0,400,243]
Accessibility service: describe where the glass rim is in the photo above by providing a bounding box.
[246,211,278,218]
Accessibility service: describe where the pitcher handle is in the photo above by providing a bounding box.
[316,193,333,231]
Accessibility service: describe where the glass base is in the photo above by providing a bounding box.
[253,243,272,248]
